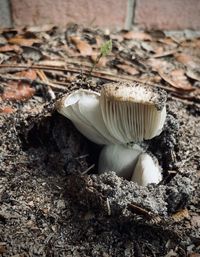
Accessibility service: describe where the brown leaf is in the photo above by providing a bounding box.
[2,82,35,101]
[171,208,189,222]
[0,106,15,114]
[158,69,195,91]
[0,44,21,53]
[158,37,178,46]
[123,31,152,41]
[2,70,36,101]
[8,36,41,46]
[148,30,165,39]
[174,53,194,66]
[15,69,37,80]
[186,69,200,82]
[147,58,172,71]
[116,64,139,75]
[70,36,93,56]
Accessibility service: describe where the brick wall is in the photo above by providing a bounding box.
[0,0,200,30]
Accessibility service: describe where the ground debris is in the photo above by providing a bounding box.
[0,25,199,257]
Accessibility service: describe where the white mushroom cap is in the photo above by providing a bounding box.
[131,153,162,186]
[98,144,143,180]
[100,82,167,143]
[56,89,120,145]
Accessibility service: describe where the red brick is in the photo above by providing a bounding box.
[11,0,127,29]
[135,0,200,30]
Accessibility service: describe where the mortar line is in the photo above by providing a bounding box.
[125,0,135,30]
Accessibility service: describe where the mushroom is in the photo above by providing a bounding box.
[56,82,167,186]
[100,82,167,143]
[131,153,162,186]
[98,144,162,185]
[98,144,143,180]
[56,89,120,145]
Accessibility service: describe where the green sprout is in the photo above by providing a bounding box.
[89,39,112,77]
[100,39,112,57]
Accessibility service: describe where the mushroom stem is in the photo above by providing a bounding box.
[131,153,162,186]
[98,144,143,180]
[98,145,162,186]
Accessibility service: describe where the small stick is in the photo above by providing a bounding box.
[106,198,111,216]
[128,203,160,221]
[0,73,68,91]
[81,164,95,175]
[75,154,89,160]
[1,63,198,103]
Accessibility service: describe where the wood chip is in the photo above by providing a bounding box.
[171,209,190,222]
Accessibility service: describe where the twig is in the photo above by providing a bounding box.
[75,154,89,160]
[0,63,199,103]
[0,73,68,92]
[128,203,161,223]
[0,63,176,91]
[106,198,111,216]
[36,69,56,99]
[81,164,95,175]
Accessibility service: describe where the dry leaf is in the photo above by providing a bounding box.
[147,58,172,71]
[186,69,200,82]
[15,69,37,80]
[141,42,154,52]
[2,83,35,101]
[148,30,165,39]
[2,70,36,101]
[123,31,152,41]
[158,69,195,91]
[22,46,43,61]
[70,36,93,56]
[0,106,15,114]
[175,53,192,64]
[116,64,139,75]
[171,208,189,222]
[8,36,41,46]
[158,37,178,46]
[0,44,21,53]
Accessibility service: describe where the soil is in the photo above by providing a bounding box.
[0,26,199,257]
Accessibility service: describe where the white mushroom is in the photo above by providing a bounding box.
[56,89,120,145]
[131,153,162,186]
[56,82,166,186]
[100,82,167,143]
[98,144,143,180]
